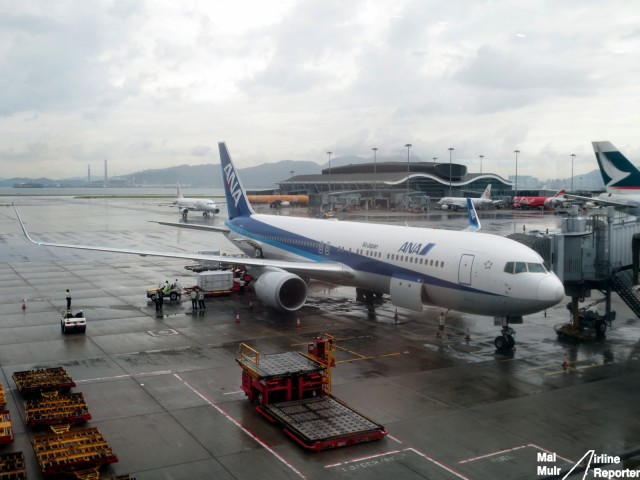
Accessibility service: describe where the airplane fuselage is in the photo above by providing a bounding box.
[224,213,564,317]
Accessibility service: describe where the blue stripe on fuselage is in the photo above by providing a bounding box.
[226,217,500,297]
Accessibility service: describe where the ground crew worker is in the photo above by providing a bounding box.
[65,289,71,310]
[198,288,205,309]
[157,288,164,310]
[437,311,446,339]
[190,289,198,309]
[163,281,171,295]
[239,278,246,296]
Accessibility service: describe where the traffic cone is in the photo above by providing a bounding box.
[21,299,26,311]
[295,318,301,328]
[235,313,240,324]
[562,353,569,371]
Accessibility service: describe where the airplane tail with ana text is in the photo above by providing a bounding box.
[218,142,255,219]
[593,141,640,192]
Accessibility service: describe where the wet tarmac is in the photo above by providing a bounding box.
[1,197,639,479]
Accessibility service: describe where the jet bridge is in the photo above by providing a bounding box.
[511,206,640,340]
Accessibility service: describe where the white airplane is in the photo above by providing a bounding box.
[173,183,221,219]
[567,141,640,208]
[13,143,565,351]
[438,184,501,211]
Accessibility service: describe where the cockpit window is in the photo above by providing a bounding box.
[527,263,547,273]
[505,261,548,274]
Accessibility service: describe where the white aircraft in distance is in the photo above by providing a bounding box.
[567,141,640,209]
[438,184,501,211]
[173,183,221,219]
[13,143,565,352]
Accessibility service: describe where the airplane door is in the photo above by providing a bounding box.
[458,254,474,285]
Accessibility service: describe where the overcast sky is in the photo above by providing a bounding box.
[2,0,639,181]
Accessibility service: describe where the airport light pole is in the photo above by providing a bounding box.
[372,147,378,192]
[433,157,437,163]
[479,155,484,174]
[514,150,520,197]
[570,154,575,191]
[448,147,454,197]
[405,144,412,195]
[326,151,332,194]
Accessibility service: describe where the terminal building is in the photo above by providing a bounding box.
[276,161,513,210]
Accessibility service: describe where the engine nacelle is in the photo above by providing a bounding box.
[254,270,307,311]
[181,208,189,215]
[213,207,220,214]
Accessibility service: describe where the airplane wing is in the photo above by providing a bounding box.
[13,205,352,278]
[152,221,230,233]
[563,193,631,208]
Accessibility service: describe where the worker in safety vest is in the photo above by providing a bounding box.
[437,312,446,338]
[190,289,198,309]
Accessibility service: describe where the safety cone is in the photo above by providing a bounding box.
[295,318,301,328]
[21,299,26,311]
[235,313,240,324]
[562,353,569,371]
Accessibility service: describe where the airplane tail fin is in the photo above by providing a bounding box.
[481,184,491,199]
[177,183,183,199]
[218,142,255,219]
[592,141,640,192]
[464,197,481,232]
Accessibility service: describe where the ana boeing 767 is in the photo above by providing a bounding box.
[13,142,565,351]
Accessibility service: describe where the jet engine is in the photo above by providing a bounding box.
[213,207,220,214]
[253,270,307,311]
[181,208,189,215]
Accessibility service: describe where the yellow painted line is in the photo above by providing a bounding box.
[335,345,367,359]
[336,356,374,363]
[378,352,403,358]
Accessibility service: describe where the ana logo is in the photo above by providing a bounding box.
[398,242,435,255]
[223,163,242,207]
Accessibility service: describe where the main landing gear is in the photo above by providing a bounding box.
[494,315,522,352]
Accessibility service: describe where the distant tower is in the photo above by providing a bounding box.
[104,159,108,187]
[88,165,91,185]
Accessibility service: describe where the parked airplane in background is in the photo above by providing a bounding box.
[13,144,565,352]
[567,141,640,209]
[438,184,501,211]
[512,190,566,210]
[173,183,221,219]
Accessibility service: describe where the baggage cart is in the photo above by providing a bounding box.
[25,391,92,429]
[32,426,118,476]
[0,452,26,480]
[12,367,76,396]
[0,411,13,445]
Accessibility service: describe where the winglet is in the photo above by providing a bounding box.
[465,197,481,232]
[13,204,41,245]
[218,142,255,219]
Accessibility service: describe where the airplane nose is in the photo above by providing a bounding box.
[538,275,565,305]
